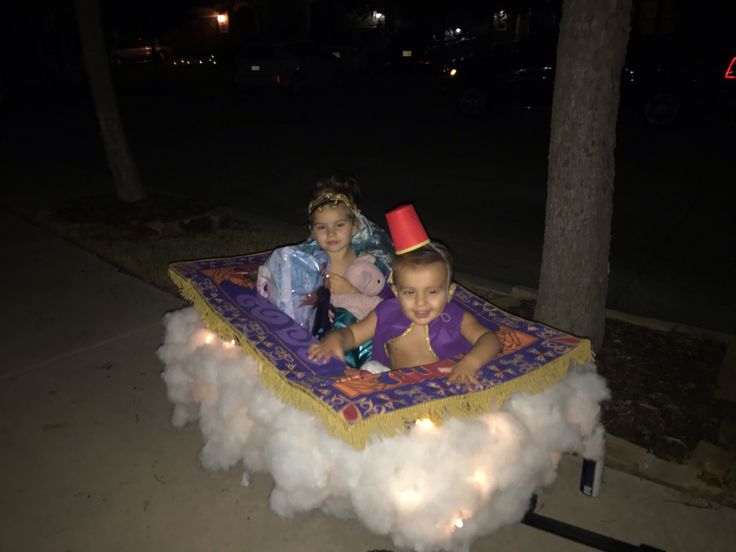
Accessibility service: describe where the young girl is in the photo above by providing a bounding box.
[307,205,501,386]
[257,174,393,366]
[307,175,390,296]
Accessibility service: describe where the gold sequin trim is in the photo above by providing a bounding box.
[384,323,439,364]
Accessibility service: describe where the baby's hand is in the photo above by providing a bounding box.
[447,361,480,387]
[325,272,359,294]
[307,335,344,364]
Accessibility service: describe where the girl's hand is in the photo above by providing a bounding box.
[325,272,359,294]
[307,335,345,364]
[447,360,480,387]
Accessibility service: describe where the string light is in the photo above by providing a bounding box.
[414,418,435,430]
[469,469,495,498]
[396,488,424,510]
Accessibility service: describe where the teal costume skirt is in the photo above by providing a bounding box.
[332,307,372,368]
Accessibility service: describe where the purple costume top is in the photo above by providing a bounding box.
[372,297,472,367]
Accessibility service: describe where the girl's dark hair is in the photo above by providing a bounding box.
[393,241,455,286]
[313,173,361,202]
[307,173,362,223]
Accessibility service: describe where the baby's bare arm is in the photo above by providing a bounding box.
[448,312,502,385]
[308,328,354,363]
[307,311,378,364]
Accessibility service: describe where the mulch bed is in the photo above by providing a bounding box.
[509,300,729,464]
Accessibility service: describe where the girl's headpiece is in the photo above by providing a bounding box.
[307,192,359,217]
[385,205,430,255]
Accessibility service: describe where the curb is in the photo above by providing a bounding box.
[606,434,735,507]
[503,281,732,345]
[454,272,731,340]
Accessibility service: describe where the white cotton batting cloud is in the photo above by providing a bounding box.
[158,308,610,552]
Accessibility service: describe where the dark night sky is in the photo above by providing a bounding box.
[4,1,735,48]
[0,0,733,93]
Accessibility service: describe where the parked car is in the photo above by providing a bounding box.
[110,36,156,65]
[444,41,555,117]
[343,27,392,74]
[232,42,343,92]
[443,38,736,127]
[387,24,478,76]
[621,41,736,126]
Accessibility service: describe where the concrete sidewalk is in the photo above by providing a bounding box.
[1,210,735,552]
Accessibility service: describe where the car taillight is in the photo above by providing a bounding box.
[725,56,736,79]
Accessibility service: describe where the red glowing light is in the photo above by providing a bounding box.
[725,56,736,79]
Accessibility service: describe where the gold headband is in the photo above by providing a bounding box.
[307,192,359,217]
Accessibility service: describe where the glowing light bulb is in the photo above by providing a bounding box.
[415,418,434,430]
[396,488,423,510]
[471,470,486,487]
[204,332,215,344]
[469,469,494,497]
[454,518,464,528]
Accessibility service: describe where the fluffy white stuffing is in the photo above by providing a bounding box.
[158,308,609,552]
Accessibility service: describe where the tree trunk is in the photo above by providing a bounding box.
[75,0,145,203]
[534,0,632,351]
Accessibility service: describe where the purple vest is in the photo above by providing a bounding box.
[372,298,472,367]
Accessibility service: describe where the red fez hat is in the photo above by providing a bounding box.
[386,205,430,255]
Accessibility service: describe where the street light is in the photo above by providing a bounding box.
[216,13,229,33]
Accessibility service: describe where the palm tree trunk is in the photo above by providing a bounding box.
[75,0,145,203]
